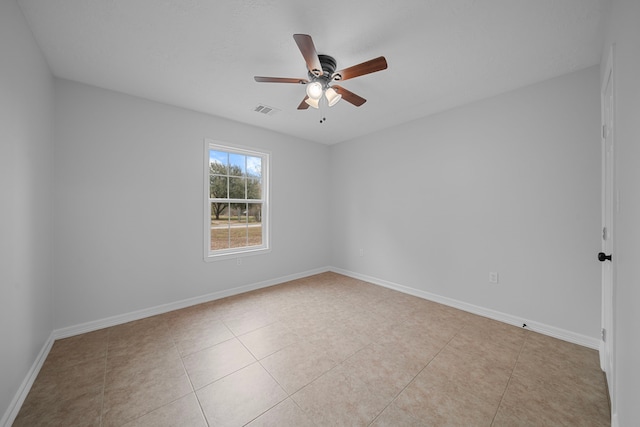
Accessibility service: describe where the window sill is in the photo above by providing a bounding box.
[204,247,271,262]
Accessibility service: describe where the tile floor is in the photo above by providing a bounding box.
[14,272,610,426]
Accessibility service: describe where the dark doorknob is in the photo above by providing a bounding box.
[598,252,612,262]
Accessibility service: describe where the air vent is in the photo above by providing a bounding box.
[253,104,280,116]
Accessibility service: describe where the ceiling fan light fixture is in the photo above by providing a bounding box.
[306,81,323,100]
[254,35,387,111]
[305,97,320,109]
[325,87,342,107]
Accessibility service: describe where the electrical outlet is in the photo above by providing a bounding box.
[359,248,364,257]
[236,257,242,266]
[489,272,499,284]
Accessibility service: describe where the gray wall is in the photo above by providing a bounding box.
[602,0,640,424]
[330,66,601,340]
[53,79,331,329]
[0,0,54,421]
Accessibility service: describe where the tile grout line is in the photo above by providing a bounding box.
[252,328,371,424]
[231,325,285,400]
[367,321,466,426]
[171,319,212,427]
[98,329,111,427]
[180,309,296,425]
[489,329,530,426]
[211,320,294,426]
[111,318,210,426]
[150,321,197,424]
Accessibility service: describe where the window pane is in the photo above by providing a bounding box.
[229,203,244,222]
[247,156,262,179]
[242,202,250,223]
[247,203,262,223]
[210,163,229,177]
[229,177,246,199]
[210,215,230,250]
[211,228,230,250]
[229,153,245,176]
[230,202,248,248]
[229,226,248,248]
[248,203,263,246]
[210,175,228,198]
[247,178,261,199]
[210,150,228,167]
[211,202,229,223]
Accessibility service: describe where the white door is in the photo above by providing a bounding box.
[600,47,615,398]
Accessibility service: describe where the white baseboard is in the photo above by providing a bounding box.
[1,332,54,427]
[53,266,329,339]
[329,266,601,350]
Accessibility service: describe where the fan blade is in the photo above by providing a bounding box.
[332,85,366,107]
[333,56,387,81]
[254,76,308,84]
[297,96,311,110]
[293,34,323,76]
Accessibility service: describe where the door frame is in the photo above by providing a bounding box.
[600,44,615,407]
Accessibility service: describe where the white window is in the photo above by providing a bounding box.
[204,140,269,260]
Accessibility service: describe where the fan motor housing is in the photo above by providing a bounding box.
[309,54,338,82]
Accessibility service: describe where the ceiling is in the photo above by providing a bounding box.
[18,0,609,145]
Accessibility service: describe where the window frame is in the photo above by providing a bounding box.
[203,139,270,261]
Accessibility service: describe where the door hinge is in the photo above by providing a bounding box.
[602,328,606,342]
[603,227,607,240]
[602,124,607,139]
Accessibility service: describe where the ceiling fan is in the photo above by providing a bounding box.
[254,34,388,110]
